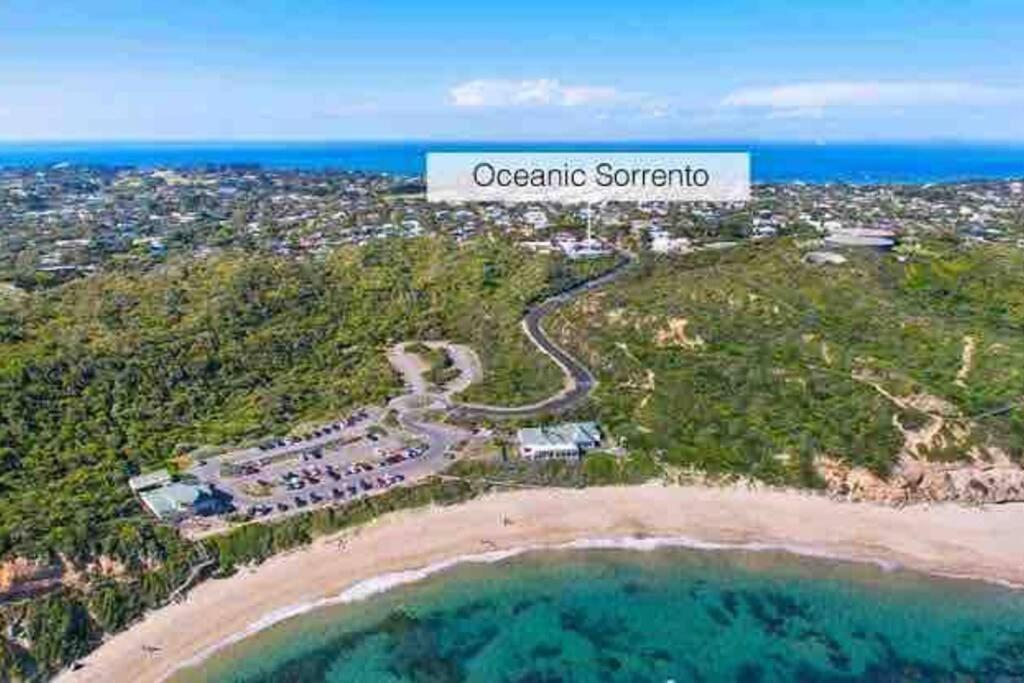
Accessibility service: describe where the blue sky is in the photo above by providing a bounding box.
[2,0,1022,141]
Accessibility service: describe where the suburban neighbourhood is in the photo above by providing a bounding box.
[2,165,1022,289]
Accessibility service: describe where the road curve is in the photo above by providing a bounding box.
[454,252,635,420]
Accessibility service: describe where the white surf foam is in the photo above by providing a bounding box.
[162,534,1017,681]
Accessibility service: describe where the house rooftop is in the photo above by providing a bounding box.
[128,469,173,492]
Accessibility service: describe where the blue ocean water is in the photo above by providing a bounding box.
[1,141,1024,183]
[175,548,1024,683]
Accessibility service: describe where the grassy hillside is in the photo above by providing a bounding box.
[0,235,606,678]
[0,237,582,561]
[552,239,1024,485]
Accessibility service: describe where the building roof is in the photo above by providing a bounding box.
[517,422,602,450]
[128,469,173,492]
[824,233,895,248]
[139,482,213,520]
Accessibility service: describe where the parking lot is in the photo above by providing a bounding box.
[187,406,467,525]
[201,406,384,474]
[177,341,481,533]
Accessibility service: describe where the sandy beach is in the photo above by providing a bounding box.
[59,484,1024,683]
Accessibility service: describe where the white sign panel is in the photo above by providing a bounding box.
[427,152,750,204]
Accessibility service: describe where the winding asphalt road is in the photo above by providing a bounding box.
[181,254,634,532]
[454,251,635,420]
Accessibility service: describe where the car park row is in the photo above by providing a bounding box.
[238,445,426,520]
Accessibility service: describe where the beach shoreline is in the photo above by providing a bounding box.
[58,484,1024,683]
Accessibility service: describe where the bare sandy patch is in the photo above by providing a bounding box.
[954,335,976,387]
[654,317,705,350]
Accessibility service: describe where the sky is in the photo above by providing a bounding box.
[1,0,1022,141]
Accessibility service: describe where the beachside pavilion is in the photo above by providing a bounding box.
[129,470,229,522]
[517,422,602,460]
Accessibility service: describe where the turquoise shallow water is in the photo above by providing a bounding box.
[175,548,1024,682]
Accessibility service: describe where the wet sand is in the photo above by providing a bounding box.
[58,484,1024,683]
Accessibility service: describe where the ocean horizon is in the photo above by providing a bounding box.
[2,141,1024,184]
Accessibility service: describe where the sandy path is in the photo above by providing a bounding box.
[387,341,482,398]
[60,485,1024,683]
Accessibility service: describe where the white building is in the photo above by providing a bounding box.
[557,236,613,260]
[523,209,549,231]
[649,228,691,254]
[517,422,602,460]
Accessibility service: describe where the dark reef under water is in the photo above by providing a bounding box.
[177,548,1024,683]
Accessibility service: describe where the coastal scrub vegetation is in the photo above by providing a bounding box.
[446,450,662,488]
[551,238,1024,485]
[0,236,602,679]
[0,237,575,559]
[2,232,1022,679]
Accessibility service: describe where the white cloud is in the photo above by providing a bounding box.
[449,79,624,108]
[721,81,1024,109]
[559,85,622,107]
[641,106,669,119]
[765,106,825,120]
